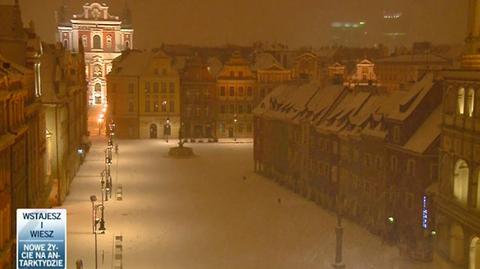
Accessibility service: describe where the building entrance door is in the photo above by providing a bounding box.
[150,124,158,139]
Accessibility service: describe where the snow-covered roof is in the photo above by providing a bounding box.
[110,49,173,77]
[402,105,442,153]
[252,53,283,71]
[386,73,435,121]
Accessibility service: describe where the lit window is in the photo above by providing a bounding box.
[458,87,465,115]
[467,88,475,117]
[453,159,469,205]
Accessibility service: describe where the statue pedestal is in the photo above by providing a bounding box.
[168,145,194,157]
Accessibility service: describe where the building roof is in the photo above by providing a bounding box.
[110,49,173,77]
[386,72,435,121]
[376,53,450,64]
[252,52,284,71]
[403,105,442,153]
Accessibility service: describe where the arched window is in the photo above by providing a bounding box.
[454,159,469,205]
[458,87,466,115]
[450,224,465,265]
[94,83,101,93]
[93,35,101,49]
[467,88,475,117]
[125,41,130,50]
[471,237,480,269]
[106,35,112,49]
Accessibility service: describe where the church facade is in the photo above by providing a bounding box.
[57,2,133,105]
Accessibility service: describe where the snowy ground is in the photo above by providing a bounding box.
[61,107,434,269]
[61,136,437,269]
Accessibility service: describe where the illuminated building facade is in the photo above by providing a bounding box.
[216,51,256,138]
[434,0,480,268]
[41,43,89,205]
[107,49,181,139]
[57,2,133,105]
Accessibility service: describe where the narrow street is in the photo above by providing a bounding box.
[58,109,435,269]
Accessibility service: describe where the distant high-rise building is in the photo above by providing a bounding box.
[57,2,134,105]
[330,21,368,47]
[381,8,407,48]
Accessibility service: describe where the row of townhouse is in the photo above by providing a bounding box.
[0,2,89,268]
[253,70,443,261]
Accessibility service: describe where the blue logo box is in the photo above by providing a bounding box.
[17,209,67,269]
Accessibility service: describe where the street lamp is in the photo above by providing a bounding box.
[90,195,105,269]
[332,195,346,269]
[233,114,238,142]
[163,100,170,142]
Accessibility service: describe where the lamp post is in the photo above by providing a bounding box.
[90,195,105,269]
[233,114,238,142]
[332,195,346,269]
[163,100,170,142]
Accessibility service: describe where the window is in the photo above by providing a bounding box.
[63,39,68,49]
[467,88,475,117]
[247,87,253,96]
[230,104,235,114]
[145,82,150,93]
[247,104,252,113]
[34,63,41,97]
[161,82,166,93]
[390,156,398,171]
[220,105,225,114]
[229,87,234,96]
[128,83,134,94]
[153,101,159,112]
[238,105,243,114]
[458,87,465,115]
[239,87,244,96]
[376,156,382,169]
[125,41,130,49]
[406,159,416,176]
[161,102,167,112]
[82,35,88,47]
[220,87,226,96]
[169,82,175,93]
[453,159,469,205]
[169,101,174,112]
[106,35,112,49]
[93,35,101,49]
[153,82,159,93]
[128,102,134,112]
[145,99,150,112]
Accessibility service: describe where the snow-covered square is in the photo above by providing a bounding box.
[62,137,434,269]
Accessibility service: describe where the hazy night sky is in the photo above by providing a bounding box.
[0,0,469,49]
